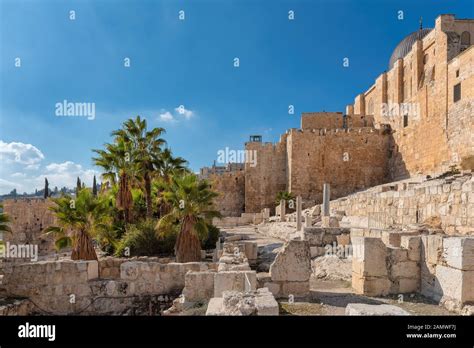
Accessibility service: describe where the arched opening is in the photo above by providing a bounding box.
[461,31,471,46]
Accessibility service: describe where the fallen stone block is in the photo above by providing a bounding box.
[345,303,410,316]
[206,289,279,316]
[270,240,311,282]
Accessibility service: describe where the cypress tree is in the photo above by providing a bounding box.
[76,177,82,194]
[92,175,97,196]
[44,178,49,199]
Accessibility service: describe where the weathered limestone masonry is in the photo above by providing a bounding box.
[1,199,56,255]
[1,258,215,315]
[245,120,391,213]
[264,240,312,298]
[162,234,279,316]
[352,233,474,314]
[212,212,263,228]
[209,171,245,217]
[347,14,474,179]
[202,15,473,218]
[329,173,474,235]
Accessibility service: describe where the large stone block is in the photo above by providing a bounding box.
[441,237,474,271]
[351,237,388,277]
[401,236,421,262]
[255,288,279,316]
[87,261,99,280]
[213,271,257,297]
[206,297,224,315]
[182,271,215,302]
[345,303,410,316]
[269,240,311,282]
[421,235,444,265]
[391,261,419,279]
[352,273,391,296]
[435,265,474,304]
[120,262,139,280]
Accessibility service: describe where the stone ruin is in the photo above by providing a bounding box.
[0,173,472,316]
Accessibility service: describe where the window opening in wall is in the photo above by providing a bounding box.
[454,83,461,103]
[403,114,409,128]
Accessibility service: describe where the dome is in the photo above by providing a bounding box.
[388,28,432,69]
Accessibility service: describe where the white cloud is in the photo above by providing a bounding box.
[174,106,194,120]
[159,111,175,123]
[0,178,24,193]
[11,172,27,178]
[0,140,45,165]
[37,161,98,189]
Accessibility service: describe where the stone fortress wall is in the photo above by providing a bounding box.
[347,14,474,179]
[204,14,474,217]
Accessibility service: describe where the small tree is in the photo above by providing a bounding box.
[157,174,220,262]
[44,178,49,199]
[45,189,111,260]
[92,175,98,196]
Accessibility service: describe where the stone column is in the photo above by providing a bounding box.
[296,196,302,231]
[262,208,270,222]
[323,183,330,216]
[305,213,312,228]
[279,199,286,222]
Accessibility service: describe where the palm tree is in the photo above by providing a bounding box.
[0,204,12,233]
[275,191,295,206]
[157,174,220,262]
[112,116,166,218]
[156,148,189,217]
[93,137,135,223]
[45,189,111,260]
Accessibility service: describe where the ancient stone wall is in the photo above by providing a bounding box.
[330,174,474,235]
[447,47,474,169]
[1,258,215,315]
[352,233,474,313]
[286,128,390,207]
[209,170,245,217]
[245,136,288,213]
[1,199,56,255]
[347,15,474,179]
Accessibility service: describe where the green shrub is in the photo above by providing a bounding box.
[115,219,177,257]
[201,224,220,250]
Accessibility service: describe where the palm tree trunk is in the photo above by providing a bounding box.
[117,173,133,223]
[144,172,153,218]
[175,215,201,262]
[71,229,97,260]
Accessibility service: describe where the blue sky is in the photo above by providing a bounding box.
[0,0,472,194]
